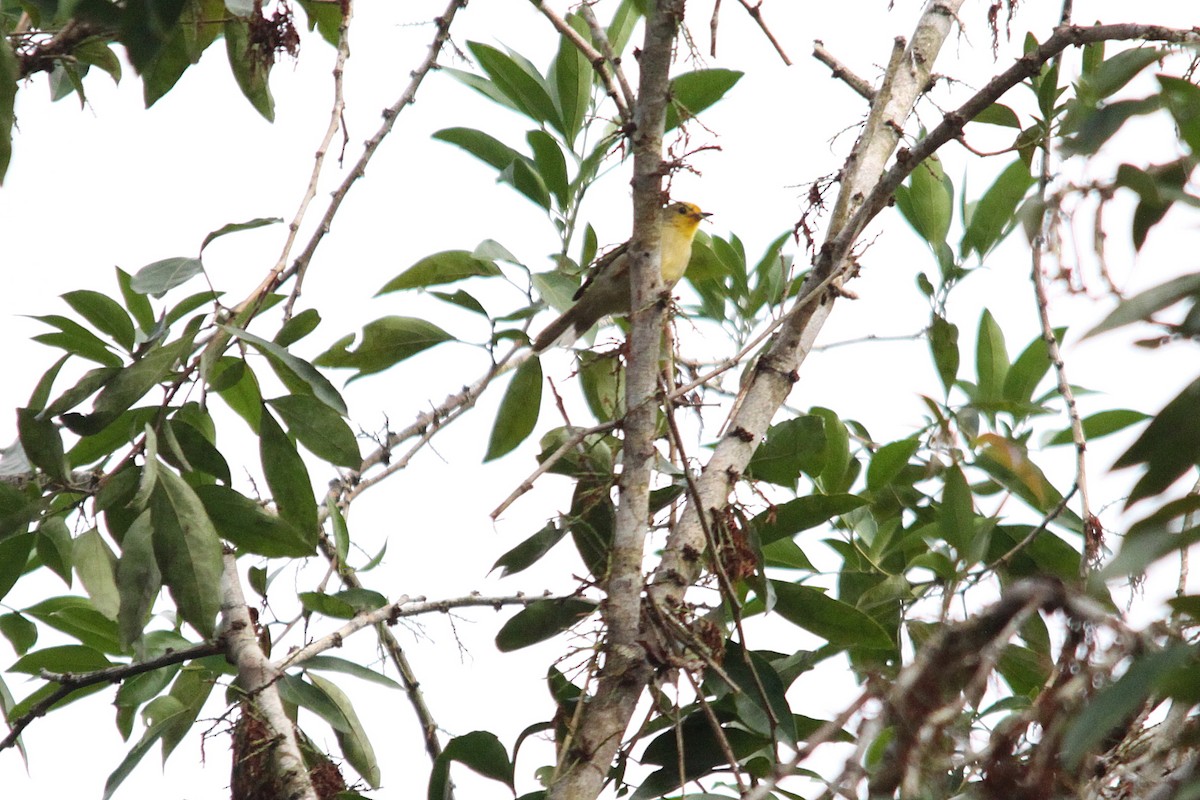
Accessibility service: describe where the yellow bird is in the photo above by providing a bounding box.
[532,201,711,352]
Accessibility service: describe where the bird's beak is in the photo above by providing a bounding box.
[698,211,713,221]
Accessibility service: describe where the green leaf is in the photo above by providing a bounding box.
[200,216,282,253]
[485,357,542,461]
[139,0,224,107]
[329,500,350,566]
[894,154,953,247]
[116,510,161,649]
[32,314,124,367]
[939,465,975,557]
[1159,76,1200,153]
[769,582,894,650]
[314,316,453,380]
[299,591,358,619]
[665,69,743,132]
[73,528,121,621]
[378,250,502,294]
[117,267,156,332]
[431,730,514,800]
[63,338,191,435]
[0,534,34,604]
[267,394,360,468]
[752,494,866,545]
[578,351,625,423]
[0,612,37,655]
[1003,327,1064,404]
[1081,47,1163,101]
[62,290,136,351]
[746,415,827,488]
[197,484,315,557]
[928,314,959,394]
[971,103,1020,128]
[150,468,223,637]
[1086,273,1200,338]
[433,126,522,171]
[209,357,263,431]
[495,597,598,652]
[1047,409,1149,446]
[17,407,68,482]
[1115,377,1200,505]
[491,523,567,577]
[304,655,401,689]
[867,439,921,492]
[468,42,560,130]
[975,308,1009,403]
[224,18,275,120]
[526,129,569,208]
[962,159,1034,258]
[548,14,591,147]
[499,157,552,209]
[308,673,381,788]
[129,257,204,297]
[22,596,122,654]
[10,643,113,674]
[259,407,318,539]
[0,33,18,184]
[36,517,73,585]
[275,309,322,349]
[221,326,347,415]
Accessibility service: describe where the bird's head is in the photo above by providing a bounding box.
[663,201,711,233]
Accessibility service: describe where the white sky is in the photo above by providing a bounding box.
[2,1,1199,797]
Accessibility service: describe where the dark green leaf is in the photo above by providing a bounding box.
[746,415,827,488]
[22,596,122,654]
[526,129,569,208]
[1115,377,1200,505]
[548,13,591,147]
[259,407,318,538]
[433,126,522,171]
[198,484,315,557]
[0,533,34,604]
[299,591,357,619]
[314,316,453,380]
[10,643,113,674]
[116,267,155,332]
[752,494,866,545]
[17,407,68,482]
[1003,327,1063,404]
[1159,76,1200,154]
[0,612,37,655]
[329,501,350,566]
[308,673,380,788]
[378,250,502,294]
[0,34,17,183]
[221,326,346,415]
[1086,273,1200,338]
[971,103,1020,128]
[439,730,513,792]
[665,68,743,132]
[200,216,282,253]
[304,655,400,689]
[116,510,161,649]
[129,257,204,297]
[36,516,73,585]
[468,42,560,130]
[267,394,360,468]
[491,523,567,577]
[277,673,353,733]
[275,309,321,347]
[939,465,975,557]
[224,18,274,120]
[770,582,894,650]
[1047,409,1149,446]
[1082,47,1163,101]
[495,597,598,651]
[498,157,552,209]
[32,314,124,367]
[962,159,1034,258]
[62,290,136,351]
[296,0,342,45]
[150,468,223,637]
[929,314,959,394]
[66,338,190,434]
[578,350,625,423]
[209,356,263,431]
[485,357,542,461]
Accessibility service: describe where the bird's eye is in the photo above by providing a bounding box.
[676,206,686,214]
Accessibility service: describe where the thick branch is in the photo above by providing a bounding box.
[544,1,685,798]
[221,553,317,800]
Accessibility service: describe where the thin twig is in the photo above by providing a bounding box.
[578,3,637,121]
[735,0,791,65]
[490,418,618,519]
[282,0,354,321]
[1,640,223,753]
[812,39,875,101]
[532,0,631,123]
